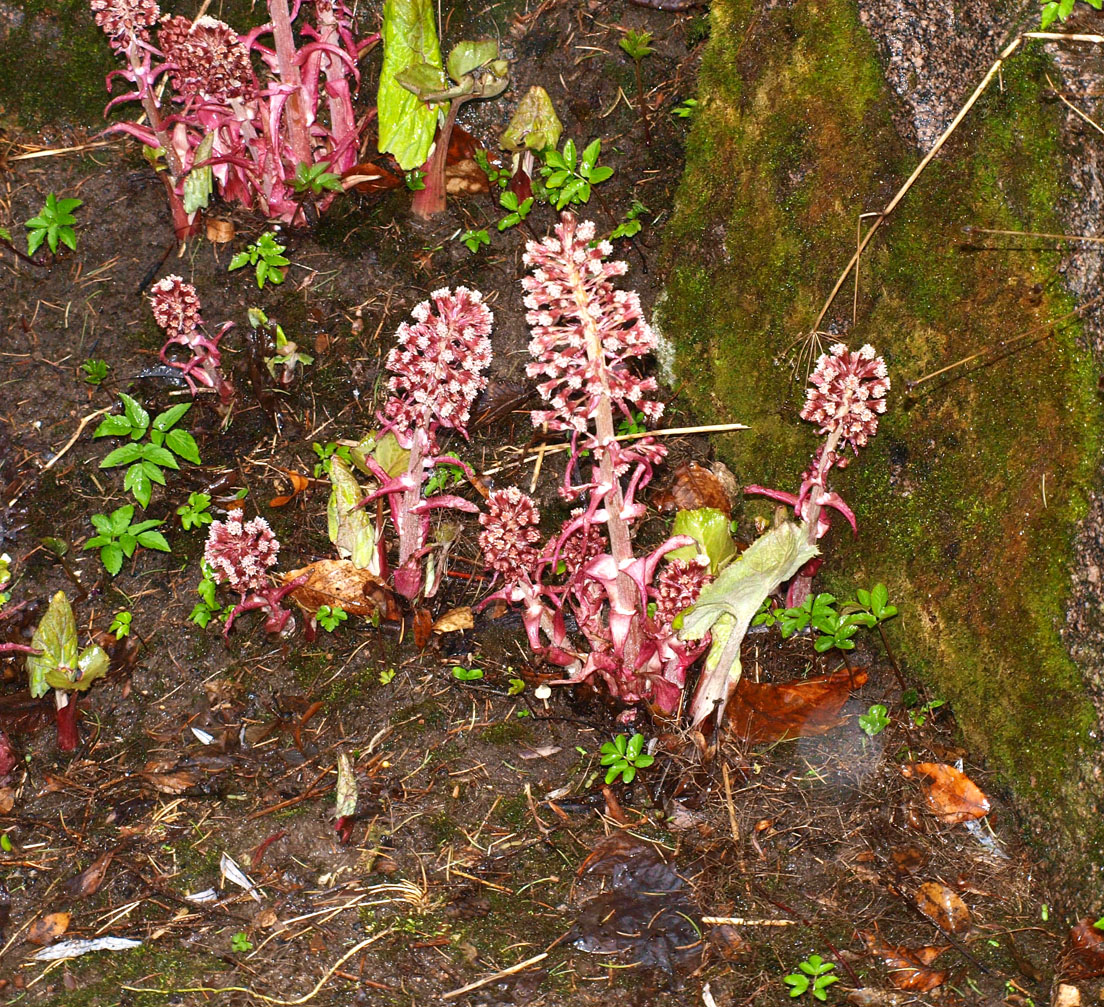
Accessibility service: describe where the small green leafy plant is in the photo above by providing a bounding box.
[540,139,613,210]
[316,604,348,632]
[109,610,132,639]
[901,690,946,727]
[451,665,484,681]
[599,733,654,785]
[1041,0,1101,28]
[26,193,82,256]
[497,190,534,231]
[176,492,213,531]
[672,98,698,119]
[610,200,649,241]
[379,667,396,685]
[619,29,654,145]
[461,228,490,253]
[93,395,201,508]
[859,703,889,737]
[189,561,225,628]
[755,583,899,655]
[84,504,170,577]
[82,359,109,386]
[292,160,343,196]
[230,932,253,953]
[404,169,426,191]
[616,409,648,437]
[313,441,352,478]
[229,231,290,288]
[784,954,839,1001]
[424,455,465,495]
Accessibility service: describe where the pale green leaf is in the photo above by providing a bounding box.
[500,86,563,153]
[668,507,737,573]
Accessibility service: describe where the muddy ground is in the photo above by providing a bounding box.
[0,1,1091,1005]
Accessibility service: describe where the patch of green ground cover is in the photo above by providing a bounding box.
[661,0,1104,893]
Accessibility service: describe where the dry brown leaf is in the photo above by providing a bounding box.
[914,881,970,933]
[141,770,198,794]
[431,607,473,635]
[901,762,990,823]
[412,608,433,650]
[653,461,734,516]
[27,912,70,945]
[64,851,115,899]
[889,846,926,875]
[859,931,948,992]
[342,161,402,193]
[206,218,234,243]
[1061,919,1104,981]
[445,159,490,195]
[725,667,868,744]
[0,787,13,814]
[282,560,398,621]
[268,470,311,508]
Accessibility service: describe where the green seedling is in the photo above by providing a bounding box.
[316,605,348,632]
[189,561,224,628]
[610,200,649,242]
[93,395,201,508]
[599,732,654,785]
[672,98,698,119]
[451,665,484,681]
[619,29,654,145]
[540,138,613,211]
[784,954,839,1001]
[859,703,890,737]
[0,834,11,852]
[176,492,213,531]
[313,441,352,478]
[379,668,396,685]
[26,193,82,256]
[616,409,648,437]
[404,169,426,191]
[461,228,490,253]
[424,455,465,495]
[82,359,109,386]
[109,610,132,639]
[84,505,170,577]
[507,678,526,696]
[909,698,945,727]
[228,231,290,288]
[497,190,534,231]
[1042,0,1102,29]
[473,150,510,189]
[292,160,343,196]
[230,932,253,953]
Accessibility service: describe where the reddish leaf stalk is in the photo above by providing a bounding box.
[55,691,79,753]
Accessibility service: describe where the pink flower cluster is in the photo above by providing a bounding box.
[652,559,711,635]
[479,488,541,582]
[801,343,890,458]
[91,0,159,50]
[523,215,663,434]
[204,514,279,593]
[148,275,233,401]
[159,15,254,103]
[382,287,493,447]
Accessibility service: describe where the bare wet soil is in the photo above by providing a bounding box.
[0,1,1090,1005]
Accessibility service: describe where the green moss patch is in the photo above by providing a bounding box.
[661,0,1104,892]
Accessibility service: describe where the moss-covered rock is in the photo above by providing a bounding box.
[662,0,1104,898]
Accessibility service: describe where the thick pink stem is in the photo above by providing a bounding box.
[55,691,79,753]
[411,101,459,219]
[126,40,184,180]
[268,0,313,168]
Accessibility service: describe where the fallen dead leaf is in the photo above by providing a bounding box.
[889,846,926,875]
[913,881,970,933]
[901,762,990,824]
[445,159,490,195]
[206,218,234,243]
[859,931,947,992]
[412,608,433,650]
[1061,919,1104,981]
[269,470,311,508]
[27,912,70,946]
[653,461,734,516]
[140,770,199,794]
[725,667,868,744]
[342,161,402,193]
[0,787,13,814]
[283,560,398,621]
[519,745,562,760]
[432,607,473,635]
[65,851,115,899]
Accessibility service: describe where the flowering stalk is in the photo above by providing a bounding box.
[204,514,305,635]
[148,276,234,402]
[358,288,492,599]
[477,215,707,711]
[95,0,378,224]
[746,342,890,606]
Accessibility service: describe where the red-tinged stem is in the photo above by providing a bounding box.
[313,0,356,157]
[394,429,428,598]
[55,690,78,753]
[126,39,184,180]
[268,0,313,169]
[411,100,459,219]
[788,428,843,608]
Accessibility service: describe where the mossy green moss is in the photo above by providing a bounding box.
[661,0,1104,892]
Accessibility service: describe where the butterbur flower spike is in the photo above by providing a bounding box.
[148,276,233,401]
[149,275,202,337]
[204,514,279,594]
[801,342,890,456]
[158,15,255,103]
[91,0,160,49]
[478,488,542,585]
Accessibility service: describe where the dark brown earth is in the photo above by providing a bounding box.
[0,1,1088,1005]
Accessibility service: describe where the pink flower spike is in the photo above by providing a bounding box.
[159,15,255,103]
[204,514,279,594]
[479,488,542,584]
[91,0,160,49]
[149,275,202,336]
[801,342,890,454]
